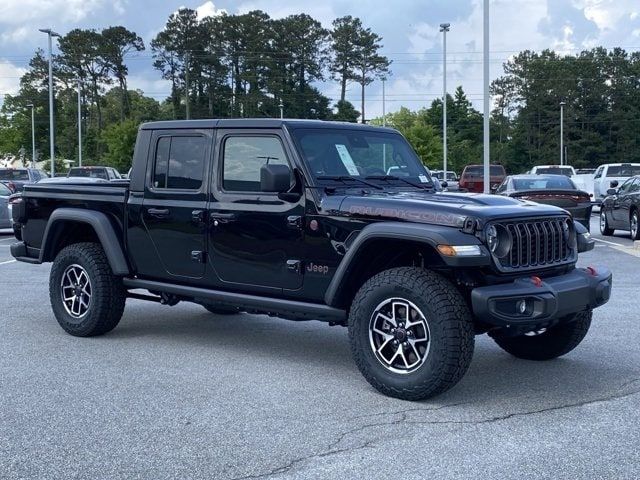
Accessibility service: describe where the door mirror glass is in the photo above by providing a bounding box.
[610,180,619,188]
[260,164,291,193]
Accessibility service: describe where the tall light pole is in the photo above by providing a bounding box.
[184,52,190,120]
[279,99,284,119]
[559,101,565,166]
[440,23,450,182]
[39,28,60,176]
[382,77,387,126]
[77,79,83,167]
[26,104,36,166]
[482,1,490,194]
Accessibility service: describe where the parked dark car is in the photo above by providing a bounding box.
[495,174,592,231]
[67,166,122,180]
[600,175,640,240]
[10,119,609,401]
[0,167,48,192]
[459,164,506,193]
[0,182,12,229]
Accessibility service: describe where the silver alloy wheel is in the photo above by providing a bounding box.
[631,212,638,238]
[368,298,431,374]
[60,264,92,319]
[600,211,607,233]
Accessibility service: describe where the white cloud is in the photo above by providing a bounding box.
[573,0,639,31]
[127,74,172,100]
[0,59,27,97]
[236,1,337,27]
[195,1,227,19]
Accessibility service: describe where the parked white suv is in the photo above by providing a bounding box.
[593,163,640,203]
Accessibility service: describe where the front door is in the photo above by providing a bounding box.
[141,129,212,280]
[207,130,305,292]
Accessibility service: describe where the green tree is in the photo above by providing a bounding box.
[354,28,390,123]
[330,16,362,102]
[101,119,138,171]
[332,100,360,122]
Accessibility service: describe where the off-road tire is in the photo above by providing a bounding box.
[50,242,126,337]
[600,210,614,236]
[202,304,241,315]
[348,267,475,401]
[492,311,592,361]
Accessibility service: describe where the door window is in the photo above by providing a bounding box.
[629,178,640,194]
[152,135,205,190]
[222,136,289,192]
[594,167,603,179]
[617,178,633,195]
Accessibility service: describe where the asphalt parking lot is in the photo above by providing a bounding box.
[1,215,639,480]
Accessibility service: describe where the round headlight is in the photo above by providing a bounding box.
[486,224,511,258]
[486,225,498,253]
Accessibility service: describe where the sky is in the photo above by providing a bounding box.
[1,0,639,117]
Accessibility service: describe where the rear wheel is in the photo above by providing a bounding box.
[630,210,639,240]
[492,311,592,361]
[50,242,126,337]
[600,210,614,236]
[348,267,474,401]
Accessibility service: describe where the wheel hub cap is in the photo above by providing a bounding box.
[368,298,431,374]
[60,264,92,319]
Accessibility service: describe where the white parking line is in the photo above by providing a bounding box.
[593,238,625,247]
[0,260,16,266]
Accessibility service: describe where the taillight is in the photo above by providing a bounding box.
[7,182,16,192]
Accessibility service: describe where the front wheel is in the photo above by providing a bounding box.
[492,311,592,361]
[50,242,126,337]
[348,267,474,401]
[600,210,614,236]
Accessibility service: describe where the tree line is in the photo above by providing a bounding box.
[1,8,640,176]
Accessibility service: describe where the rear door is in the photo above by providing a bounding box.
[140,129,212,280]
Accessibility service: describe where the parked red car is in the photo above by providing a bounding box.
[459,164,506,193]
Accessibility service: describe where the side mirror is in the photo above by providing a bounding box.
[441,181,449,189]
[490,185,498,193]
[610,180,619,188]
[260,164,291,193]
[606,188,617,196]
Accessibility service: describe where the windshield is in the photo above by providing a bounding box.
[291,128,433,187]
[606,165,640,177]
[432,172,457,181]
[513,176,576,190]
[535,167,573,176]
[0,169,29,181]
[68,168,108,180]
[463,165,505,176]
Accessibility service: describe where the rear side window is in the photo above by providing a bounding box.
[606,165,640,177]
[153,135,205,190]
[0,169,29,181]
[222,136,289,192]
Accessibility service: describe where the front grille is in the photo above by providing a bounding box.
[494,217,575,271]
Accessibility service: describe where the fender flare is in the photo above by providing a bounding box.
[40,208,130,275]
[324,221,490,307]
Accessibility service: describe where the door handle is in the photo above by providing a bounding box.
[210,212,238,225]
[192,209,205,224]
[147,207,169,218]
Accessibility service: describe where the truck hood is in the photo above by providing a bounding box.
[320,191,567,228]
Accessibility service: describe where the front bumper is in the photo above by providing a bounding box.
[471,266,612,328]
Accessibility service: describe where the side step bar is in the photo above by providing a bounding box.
[122,278,347,322]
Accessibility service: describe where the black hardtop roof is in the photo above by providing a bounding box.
[139,118,398,133]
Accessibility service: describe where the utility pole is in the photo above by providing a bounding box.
[482,1,490,194]
[26,104,36,166]
[185,52,191,120]
[439,23,450,182]
[39,28,60,176]
[560,101,565,166]
[77,79,83,167]
[382,77,387,126]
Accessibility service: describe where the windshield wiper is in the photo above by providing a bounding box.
[316,175,384,190]
[365,174,434,191]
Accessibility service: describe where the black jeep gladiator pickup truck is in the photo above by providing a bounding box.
[10,119,612,400]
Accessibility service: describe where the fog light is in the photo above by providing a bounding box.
[517,299,528,314]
